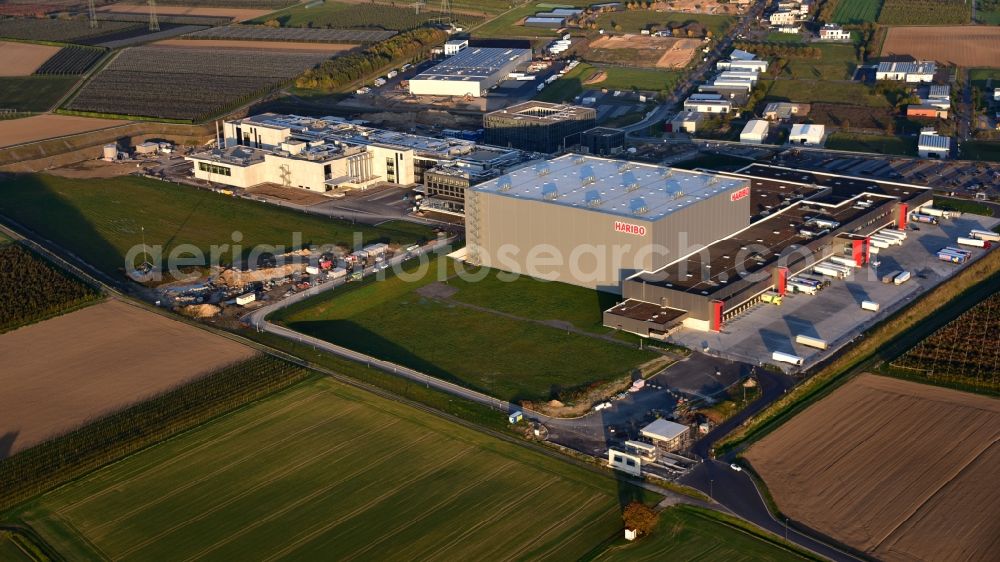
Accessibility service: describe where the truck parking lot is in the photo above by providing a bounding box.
[671,214,1000,371]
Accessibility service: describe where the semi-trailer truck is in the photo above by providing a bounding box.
[761,291,783,305]
[894,271,911,285]
[795,334,828,350]
[910,212,939,225]
[938,251,968,264]
[861,300,880,312]
[944,246,972,256]
[957,237,990,248]
[920,207,951,219]
[882,271,901,284]
[813,264,847,279]
[877,229,907,241]
[772,351,804,366]
[829,255,860,268]
[789,281,817,295]
[871,239,891,249]
[969,229,1000,242]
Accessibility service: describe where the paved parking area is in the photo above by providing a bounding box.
[671,214,1000,371]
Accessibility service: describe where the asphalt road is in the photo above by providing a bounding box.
[623,0,769,135]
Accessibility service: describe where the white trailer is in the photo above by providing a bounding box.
[788,281,817,295]
[870,239,891,250]
[813,264,848,279]
[920,206,951,219]
[877,229,907,241]
[861,300,880,312]
[894,271,911,285]
[795,334,829,350]
[235,293,256,306]
[829,255,860,268]
[944,246,972,256]
[957,236,988,248]
[969,229,1000,242]
[328,267,347,280]
[772,351,804,366]
[870,234,901,246]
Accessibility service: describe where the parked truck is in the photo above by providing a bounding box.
[877,229,907,241]
[761,291,783,305]
[920,206,951,219]
[772,351,804,366]
[795,334,828,350]
[882,271,902,284]
[938,251,968,264]
[813,264,848,279]
[910,212,939,225]
[870,238,891,250]
[861,300,880,312]
[957,237,990,248]
[894,271,911,285]
[829,255,860,268]
[969,229,1000,242]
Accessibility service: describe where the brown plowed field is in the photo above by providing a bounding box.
[882,26,1000,68]
[745,373,1000,562]
[96,3,272,22]
[0,299,255,458]
[0,114,126,149]
[0,41,61,76]
[587,35,700,69]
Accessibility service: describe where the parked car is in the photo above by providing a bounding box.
[730,463,742,472]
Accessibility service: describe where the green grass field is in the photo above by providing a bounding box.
[970,68,1000,101]
[824,132,917,156]
[537,62,681,101]
[472,3,572,38]
[595,505,815,561]
[832,0,883,24]
[783,43,858,80]
[765,32,804,43]
[0,532,33,562]
[764,80,889,107]
[595,11,734,37]
[0,76,78,113]
[12,376,656,561]
[0,174,433,281]
[977,0,1000,24]
[253,0,484,29]
[959,141,1000,162]
[273,257,658,402]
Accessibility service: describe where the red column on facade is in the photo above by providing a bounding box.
[711,300,724,332]
[774,266,789,296]
[852,239,864,266]
[898,203,908,230]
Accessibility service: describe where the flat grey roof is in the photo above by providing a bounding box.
[918,133,950,150]
[412,47,530,82]
[470,154,748,221]
[641,419,689,441]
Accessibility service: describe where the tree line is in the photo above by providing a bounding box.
[0,243,100,333]
[296,27,448,92]
[732,41,822,59]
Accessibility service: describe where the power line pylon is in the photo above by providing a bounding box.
[148,0,159,32]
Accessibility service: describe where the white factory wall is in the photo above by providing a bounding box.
[409,78,486,98]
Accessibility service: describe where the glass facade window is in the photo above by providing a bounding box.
[198,162,232,176]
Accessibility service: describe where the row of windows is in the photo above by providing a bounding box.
[198,162,232,176]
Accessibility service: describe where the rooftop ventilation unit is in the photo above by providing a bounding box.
[618,162,633,173]
[585,190,602,207]
[661,168,674,178]
[630,197,648,215]
[580,164,596,185]
[672,191,686,200]
[622,171,640,192]
[535,162,551,176]
[573,155,586,165]
[542,182,559,200]
[498,175,513,192]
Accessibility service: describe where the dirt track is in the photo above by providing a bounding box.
[153,39,354,52]
[0,41,61,76]
[745,373,1000,562]
[0,114,126,149]
[0,300,255,458]
[882,26,1000,68]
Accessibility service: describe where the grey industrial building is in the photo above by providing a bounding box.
[465,154,752,293]
[408,47,532,98]
[484,101,596,153]
[581,127,626,156]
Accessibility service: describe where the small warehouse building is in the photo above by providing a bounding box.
[918,130,951,159]
[483,101,596,153]
[789,123,825,145]
[875,60,936,83]
[408,47,532,98]
[907,104,948,119]
[670,110,703,133]
[464,154,752,291]
[740,119,769,144]
[640,419,690,453]
[683,98,733,114]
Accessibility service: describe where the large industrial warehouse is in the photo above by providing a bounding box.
[408,47,532,98]
[464,155,936,334]
[605,165,933,333]
[464,154,753,292]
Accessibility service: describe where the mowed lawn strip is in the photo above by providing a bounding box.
[0,174,434,279]
[16,377,654,561]
[596,504,815,561]
[274,257,658,401]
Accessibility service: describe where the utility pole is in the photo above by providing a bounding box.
[148,0,159,32]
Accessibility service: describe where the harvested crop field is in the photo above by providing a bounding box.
[0,114,125,148]
[0,41,60,76]
[587,35,700,69]
[97,3,272,22]
[0,299,255,457]
[154,38,353,52]
[882,26,1000,68]
[745,373,1000,562]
